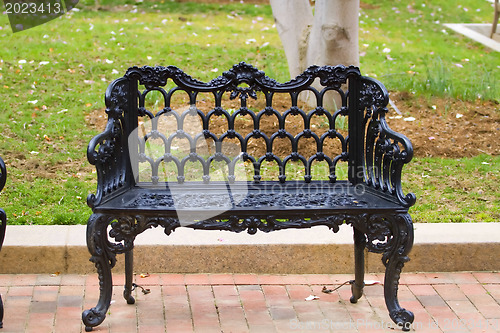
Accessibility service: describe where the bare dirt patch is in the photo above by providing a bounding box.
[8,151,91,182]
[386,92,500,158]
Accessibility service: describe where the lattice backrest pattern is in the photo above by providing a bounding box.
[125,63,361,185]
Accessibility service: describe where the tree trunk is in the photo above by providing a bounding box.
[306,0,359,69]
[271,0,360,109]
[269,0,314,78]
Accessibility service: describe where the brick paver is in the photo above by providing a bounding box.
[0,272,498,332]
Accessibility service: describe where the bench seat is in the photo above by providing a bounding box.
[97,181,403,216]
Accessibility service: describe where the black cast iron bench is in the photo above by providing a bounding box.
[82,63,416,331]
[0,156,7,328]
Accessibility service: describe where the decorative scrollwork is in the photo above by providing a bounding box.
[365,214,395,253]
[126,65,171,87]
[88,215,119,267]
[90,213,413,252]
[109,215,181,244]
[390,308,414,331]
[109,216,136,252]
[126,62,359,97]
[101,212,380,236]
[342,213,413,260]
[82,307,106,330]
[96,212,373,237]
[106,78,129,119]
[381,214,413,266]
[316,65,360,88]
[231,216,263,234]
[359,77,388,110]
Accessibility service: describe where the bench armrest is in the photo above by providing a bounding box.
[360,77,416,208]
[0,156,5,193]
[87,78,131,208]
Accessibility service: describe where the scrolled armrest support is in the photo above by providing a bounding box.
[87,77,131,208]
[87,119,122,166]
[360,77,416,208]
[378,117,416,207]
[87,118,127,208]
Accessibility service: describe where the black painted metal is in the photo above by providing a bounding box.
[83,63,416,331]
[123,250,135,305]
[350,226,366,304]
[0,156,7,329]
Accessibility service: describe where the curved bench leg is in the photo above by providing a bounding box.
[124,249,135,304]
[82,214,115,332]
[0,209,4,329]
[0,294,3,329]
[350,226,366,303]
[383,213,414,331]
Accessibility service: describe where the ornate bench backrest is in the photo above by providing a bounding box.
[88,63,415,208]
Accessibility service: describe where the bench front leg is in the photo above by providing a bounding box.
[363,213,414,331]
[381,213,414,331]
[82,213,116,331]
[0,208,5,328]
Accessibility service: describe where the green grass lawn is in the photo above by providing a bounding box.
[359,0,499,101]
[0,0,498,224]
[403,155,499,223]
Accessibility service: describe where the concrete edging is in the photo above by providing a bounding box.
[444,23,500,52]
[1,223,499,274]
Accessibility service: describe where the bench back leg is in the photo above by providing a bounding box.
[124,250,135,304]
[0,294,3,329]
[350,226,366,303]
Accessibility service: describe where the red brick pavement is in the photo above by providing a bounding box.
[0,272,499,332]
